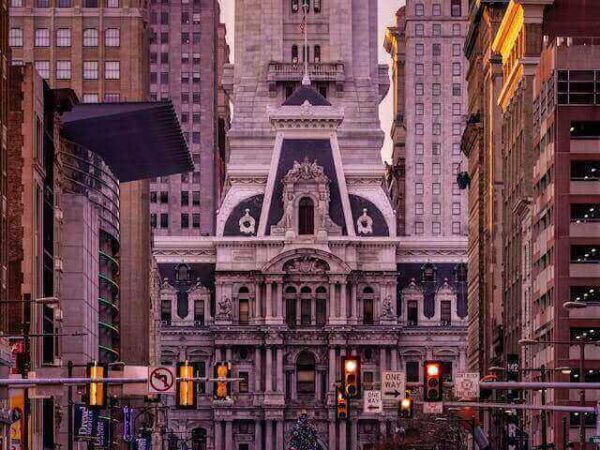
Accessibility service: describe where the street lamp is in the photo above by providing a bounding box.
[563,301,588,310]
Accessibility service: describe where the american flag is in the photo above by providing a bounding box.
[299,11,306,34]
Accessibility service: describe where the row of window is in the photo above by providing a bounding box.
[151,212,200,229]
[150,190,201,205]
[149,31,205,45]
[415,202,462,216]
[32,60,120,80]
[416,82,462,97]
[150,11,202,25]
[415,43,462,61]
[414,1,461,18]
[414,23,463,38]
[415,182,463,196]
[571,245,600,264]
[415,221,463,236]
[10,27,119,48]
[415,142,462,156]
[150,71,201,85]
[414,62,462,77]
[415,122,464,136]
[150,51,200,65]
[11,0,118,7]
[290,44,321,63]
[290,0,321,14]
[414,162,461,176]
[571,203,599,223]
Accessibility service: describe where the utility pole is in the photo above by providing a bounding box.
[540,365,547,450]
[22,294,31,450]
[67,360,73,450]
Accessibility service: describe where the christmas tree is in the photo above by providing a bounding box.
[286,412,319,450]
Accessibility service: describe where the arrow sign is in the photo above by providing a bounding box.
[381,371,406,401]
[148,366,176,394]
[363,390,383,414]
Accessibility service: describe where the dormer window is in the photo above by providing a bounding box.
[291,45,299,63]
[298,197,315,235]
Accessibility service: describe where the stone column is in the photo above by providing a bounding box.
[328,347,336,392]
[328,282,336,322]
[276,347,283,392]
[276,281,283,321]
[255,347,262,392]
[265,421,273,450]
[315,370,321,401]
[255,280,262,320]
[291,371,297,400]
[380,348,387,372]
[328,421,336,450]
[340,281,347,323]
[296,295,301,325]
[350,419,358,450]
[205,295,212,324]
[226,347,233,362]
[214,421,222,450]
[255,420,262,450]
[265,347,273,392]
[350,283,357,324]
[311,297,316,325]
[225,421,233,450]
[275,420,284,450]
[339,421,347,450]
[265,280,273,322]
[391,348,398,371]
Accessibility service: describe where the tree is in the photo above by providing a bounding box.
[286,413,320,450]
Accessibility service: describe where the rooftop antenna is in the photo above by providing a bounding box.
[301,0,311,86]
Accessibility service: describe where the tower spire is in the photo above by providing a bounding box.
[302,0,310,86]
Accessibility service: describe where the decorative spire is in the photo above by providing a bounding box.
[302,0,311,85]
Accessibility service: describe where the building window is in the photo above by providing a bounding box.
[571,245,600,264]
[432,142,441,155]
[571,327,600,341]
[452,202,461,215]
[452,222,461,235]
[407,300,418,325]
[316,287,327,326]
[192,13,201,24]
[432,222,441,235]
[453,123,462,135]
[415,23,424,36]
[452,62,461,76]
[150,214,157,228]
[415,183,424,195]
[160,191,169,203]
[83,61,98,80]
[452,103,461,116]
[105,28,120,47]
[56,28,71,47]
[433,183,441,195]
[416,123,424,135]
[415,43,424,57]
[453,83,461,96]
[181,214,189,229]
[82,93,98,103]
[150,192,157,203]
[56,61,71,79]
[11,0,23,6]
[107,0,118,7]
[432,3,441,15]
[161,12,169,24]
[9,28,23,47]
[239,372,249,393]
[415,83,424,96]
[415,222,424,235]
[453,163,460,175]
[104,61,120,79]
[441,302,452,324]
[451,0,461,17]
[431,104,441,116]
[452,183,460,195]
[415,163,424,176]
[432,63,441,76]
[181,191,189,206]
[36,0,49,6]
[415,103,424,115]
[432,83,441,96]
[415,143,424,155]
[415,203,424,215]
[35,28,50,47]
[161,32,169,44]
[160,213,169,228]
[194,300,204,326]
[161,72,169,84]
[406,361,419,382]
[415,63,424,76]
[314,45,321,63]
[432,43,441,56]
[298,197,315,235]
[300,287,312,325]
[432,163,441,175]
[571,160,600,181]
[297,352,316,393]
[161,300,171,325]
[432,23,441,36]
[285,287,297,326]
[313,0,321,13]
[192,214,200,228]
[432,203,441,215]
[291,0,299,12]
[452,24,461,36]
[104,93,120,102]
[239,287,250,325]
[83,28,98,47]
[84,0,98,7]
[432,123,441,135]
[302,44,310,62]
[571,203,600,223]
[363,295,374,325]
[415,3,424,16]
[453,43,462,57]
[192,191,200,206]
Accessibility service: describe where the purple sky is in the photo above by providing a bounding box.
[218,1,404,161]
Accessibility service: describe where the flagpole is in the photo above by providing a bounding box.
[302,0,310,85]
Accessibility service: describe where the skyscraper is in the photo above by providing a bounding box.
[0,0,8,323]
[148,0,229,237]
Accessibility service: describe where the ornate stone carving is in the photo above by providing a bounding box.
[238,209,256,235]
[380,294,394,318]
[284,256,330,274]
[216,296,233,321]
[356,208,374,235]
[284,157,328,184]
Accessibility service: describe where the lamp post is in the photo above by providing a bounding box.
[519,335,599,450]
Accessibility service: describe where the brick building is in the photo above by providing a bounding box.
[0,0,8,326]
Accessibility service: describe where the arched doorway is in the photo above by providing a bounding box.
[298,197,315,235]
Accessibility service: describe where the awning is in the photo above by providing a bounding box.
[61,101,193,182]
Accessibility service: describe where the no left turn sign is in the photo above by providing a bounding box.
[148,366,176,394]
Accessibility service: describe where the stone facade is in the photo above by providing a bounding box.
[148,0,230,237]
[0,0,7,324]
[153,1,468,449]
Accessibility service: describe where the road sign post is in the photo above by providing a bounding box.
[363,390,383,414]
[147,366,176,395]
[381,371,406,401]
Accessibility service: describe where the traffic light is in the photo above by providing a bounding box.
[86,361,107,409]
[399,397,413,418]
[424,361,443,402]
[213,361,232,401]
[176,361,197,408]
[342,356,361,398]
[336,388,348,420]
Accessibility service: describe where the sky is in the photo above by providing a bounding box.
[218,0,405,162]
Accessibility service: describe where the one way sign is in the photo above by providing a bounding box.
[381,372,406,400]
[363,390,383,414]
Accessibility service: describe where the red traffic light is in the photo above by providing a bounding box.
[424,361,443,402]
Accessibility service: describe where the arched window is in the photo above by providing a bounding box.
[191,427,207,450]
[176,291,188,318]
[314,45,321,63]
[285,286,297,327]
[291,0,299,13]
[300,286,312,325]
[175,263,190,282]
[238,286,250,325]
[316,286,327,325]
[296,352,316,393]
[363,286,374,324]
[291,45,298,63]
[298,197,315,235]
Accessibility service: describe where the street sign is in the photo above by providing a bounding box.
[423,402,443,414]
[454,372,480,400]
[381,371,406,400]
[363,390,383,414]
[148,366,176,394]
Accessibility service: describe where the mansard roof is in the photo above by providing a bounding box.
[282,84,331,107]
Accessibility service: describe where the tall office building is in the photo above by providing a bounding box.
[0,0,8,322]
[385,0,468,240]
[148,0,229,237]
[8,0,154,365]
[152,1,468,448]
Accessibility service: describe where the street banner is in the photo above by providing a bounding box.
[133,436,152,450]
[454,372,480,400]
[94,416,110,448]
[148,366,176,394]
[73,404,94,439]
[381,371,406,400]
[363,390,383,414]
[123,406,133,442]
[9,388,24,450]
[423,402,443,414]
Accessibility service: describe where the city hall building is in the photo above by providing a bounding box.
[153,1,468,449]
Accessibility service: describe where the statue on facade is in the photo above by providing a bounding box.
[216,296,233,320]
[381,294,394,319]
